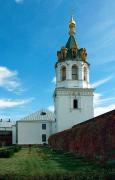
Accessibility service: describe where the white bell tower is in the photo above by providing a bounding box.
[54,17,94,132]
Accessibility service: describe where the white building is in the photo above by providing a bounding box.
[16,109,55,144]
[54,17,94,132]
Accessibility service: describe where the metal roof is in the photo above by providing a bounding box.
[19,109,55,122]
[66,35,78,49]
[0,121,15,128]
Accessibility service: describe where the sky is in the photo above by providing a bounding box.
[0,0,115,120]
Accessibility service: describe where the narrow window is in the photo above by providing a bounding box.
[61,66,66,81]
[73,99,78,109]
[72,65,78,80]
[42,134,46,142]
[84,67,87,81]
[42,124,46,130]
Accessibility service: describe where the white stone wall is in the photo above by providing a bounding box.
[54,88,94,132]
[12,125,16,144]
[54,56,94,133]
[56,60,90,88]
[17,120,54,144]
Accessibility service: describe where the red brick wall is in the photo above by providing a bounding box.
[48,110,115,160]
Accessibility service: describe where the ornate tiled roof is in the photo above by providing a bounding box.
[19,109,55,122]
[56,17,88,63]
[65,35,78,49]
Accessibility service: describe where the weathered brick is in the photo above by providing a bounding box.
[48,110,115,160]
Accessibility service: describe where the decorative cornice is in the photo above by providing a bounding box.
[54,88,94,96]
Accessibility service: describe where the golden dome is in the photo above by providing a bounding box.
[69,16,76,36]
[69,16,76,28]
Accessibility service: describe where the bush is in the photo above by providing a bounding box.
[0,148,13,158]
[104,159,115,170]
[13,145,21,152]
[0,145,21,158]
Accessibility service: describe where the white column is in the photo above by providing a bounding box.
[79,63,83,81]
[67,63,71,80]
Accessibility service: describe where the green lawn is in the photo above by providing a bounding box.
[0,146,114,179]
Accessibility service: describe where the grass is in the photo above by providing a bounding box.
[0,146,115,179]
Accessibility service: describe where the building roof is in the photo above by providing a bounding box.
[66,35,78,49]
[18,109,55,122]
[56,17,88,62]
[0,121,15,128]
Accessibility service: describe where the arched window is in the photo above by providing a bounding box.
[84,67,87,81]
[73,99,78,109]
[72,65,78,80]
[61,66,66,81]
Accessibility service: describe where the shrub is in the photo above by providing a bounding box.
[0,148,13,158]
[0,145,21,158]
[13,145,21,152]
[104,159,115,170]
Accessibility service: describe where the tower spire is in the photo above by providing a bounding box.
[69,16,76,36]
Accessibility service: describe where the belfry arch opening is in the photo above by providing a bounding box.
[84,67,87,81]
[61,66,66,81]
[72,65,78,80]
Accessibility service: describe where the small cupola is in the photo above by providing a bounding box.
[69,16,76,36]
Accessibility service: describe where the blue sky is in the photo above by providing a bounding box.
[0,0,115,120]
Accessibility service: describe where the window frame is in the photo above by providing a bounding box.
[72,65,78,80]
[42,124,46,130]
[42,134,46,142]
[73,99,78,109]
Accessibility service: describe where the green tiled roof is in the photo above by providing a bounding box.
[66,35,78,49]
[56,33,89,63]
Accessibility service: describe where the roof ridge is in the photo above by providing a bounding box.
[19,109,55,121]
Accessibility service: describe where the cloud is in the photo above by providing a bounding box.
[94,104,115,117]
[48,105,54,112]
[92,76,113,88]
[94,93,115,106]
[94,93,102,105]
[51,77,56,84]
[0,66,22,92]
[0,98,34,109]
[14,0,24,4]
[94,93,115,116]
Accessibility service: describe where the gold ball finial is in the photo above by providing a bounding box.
[69,16,76,36]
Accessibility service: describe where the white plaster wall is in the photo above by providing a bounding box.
[12,125,16,144]
[51,121,56,134]
[56,60,90,88]
[55,89,94,132]
[56,80,91,88]
[0,127,12,131]
[17,121,54,144]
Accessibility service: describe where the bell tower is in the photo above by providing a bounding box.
[54,17,94,132]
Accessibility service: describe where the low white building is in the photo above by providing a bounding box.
[16,109,55,145]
